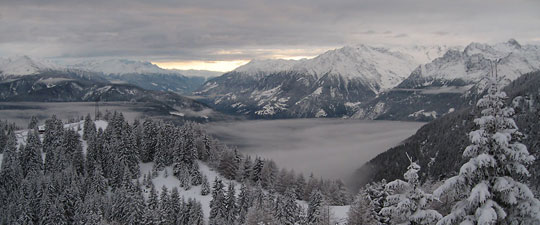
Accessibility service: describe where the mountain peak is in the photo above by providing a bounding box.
[0,55,56,76]
[506,38,521,49]
[233,58,300,75]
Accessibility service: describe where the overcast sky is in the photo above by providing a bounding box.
[1,0,539,71]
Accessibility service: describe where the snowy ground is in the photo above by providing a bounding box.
[140,161,350,224]
[205,119,424,186]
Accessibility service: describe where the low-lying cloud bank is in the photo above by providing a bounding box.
[205,119,424,187]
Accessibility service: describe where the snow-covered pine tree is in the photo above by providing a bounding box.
[244,193,278,225]
[209,177,227,225]
[0,128,23,194]
[154,130,168,170]
[20,129,43,177]
[275,187,300,225]
[307,190,327,225]
[224,182,237,224]
[250,157,265,183]
[433,67,540,224]
[42,115,64,154]
[27,115,39,130]
[82,113,95,141]
[236,183,252,224]
[159,186,172,224]
[296,173,307,200]
[380,154,442,225]
[347,189,378,225]
[364,179,390,224]
[201,174,211,196]
[236,154,253,183]
[260,160,278,191]
[188,198,205,225]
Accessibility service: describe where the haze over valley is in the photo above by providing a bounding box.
[1,0,540,224]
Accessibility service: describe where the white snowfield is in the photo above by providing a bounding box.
[412,40,540,91]
[8,120,350,224]
[0,55,58,76]
[233,44,455,92]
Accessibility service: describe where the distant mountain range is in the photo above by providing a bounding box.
[0,56,221,95]
[354,39,540,121]
[3,40,539,121]
[196,39,540,120]
[0,57,230,122]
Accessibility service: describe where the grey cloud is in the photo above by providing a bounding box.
[1,0,539,61]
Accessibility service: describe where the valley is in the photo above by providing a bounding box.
[205,119,424,187]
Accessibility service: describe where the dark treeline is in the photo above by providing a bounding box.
[0,111,350,225]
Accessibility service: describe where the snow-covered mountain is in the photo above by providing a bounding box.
[232,45,454,92]
[353,39,540,121]
[196,44,453,118]
[66,58,176,75]
[0,55,58,76]
[66,59,215,94]
[398,39,540,91]
[0,56,211,94]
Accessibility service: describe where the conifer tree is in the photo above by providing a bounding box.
[20,130,43,177]
[380,155,442,225]
[82,114,95,141]
[275,187,300,225]
[28,115,39,130]
[209,177,226,224]
[347,189,378,225]
[42,115,64,154]
[188,198,205,225]
[307,190,326,225]
[200,174,211,196]
[224,182,237,224]
[364,179,390,224]
[236,183,252,224]
[0,129,23,194]
[169,187,182,224]
[434,71,540,224]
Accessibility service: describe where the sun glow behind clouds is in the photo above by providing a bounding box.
[154,60,250,72]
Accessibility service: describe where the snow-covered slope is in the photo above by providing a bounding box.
[197,44,452,118]
[398,39,540,91]
[0,55,58,76]
[354,39,540,121]
[292,45,419,90]
[232,44,450,91]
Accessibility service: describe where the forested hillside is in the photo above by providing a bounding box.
[354,70,540,193]
[0,112,351,224]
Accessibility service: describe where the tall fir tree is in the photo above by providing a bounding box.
[0,128,23,194]
[19,130,43,177]
[307,190,326,225]
[434,69,540,224]
[380,156,442,225]
[275,187,300,225]
[209,177,227,225]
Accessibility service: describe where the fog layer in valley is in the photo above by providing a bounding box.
[205,119,424,187]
